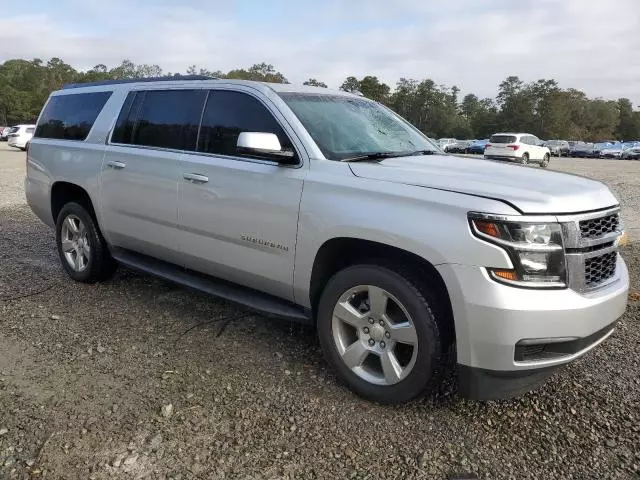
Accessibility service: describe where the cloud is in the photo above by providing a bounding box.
[0,0,638,104]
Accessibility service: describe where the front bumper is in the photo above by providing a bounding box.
[437,256,629,399]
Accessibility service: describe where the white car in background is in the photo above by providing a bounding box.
[437,138,457,152]
[7,124,36,150]
[484,133,551,167]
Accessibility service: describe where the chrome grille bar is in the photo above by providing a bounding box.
[558,207,622,292]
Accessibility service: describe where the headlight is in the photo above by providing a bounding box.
[469,214,566,288]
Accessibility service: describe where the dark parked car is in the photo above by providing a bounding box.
[466,139,489,154]
[569,143,596,158]
[592,142,616,158]
[544,140,570,156]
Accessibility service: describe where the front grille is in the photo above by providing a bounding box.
[579,214,619,239]
[584,252,617,287]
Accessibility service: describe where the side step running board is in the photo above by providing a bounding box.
[111,248,311,324]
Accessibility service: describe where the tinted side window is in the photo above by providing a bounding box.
[198,90,294,158]
[35,92,112,141]
[111,92,141,144]
[112,90,206,151]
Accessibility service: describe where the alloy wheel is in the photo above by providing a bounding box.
[331,285,418,386]
[60,214,91,272]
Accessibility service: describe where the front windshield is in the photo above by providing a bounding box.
[279,93,438,160]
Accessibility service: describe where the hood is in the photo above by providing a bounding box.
[349,154,618,214]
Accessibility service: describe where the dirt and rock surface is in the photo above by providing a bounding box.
[1,143,639,479]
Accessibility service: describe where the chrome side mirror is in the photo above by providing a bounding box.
[236,132,296,164]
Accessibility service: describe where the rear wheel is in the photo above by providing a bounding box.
[520,153,529,165]
[317,264,444,404]
[541,153,550,168]
[56,202,116,283]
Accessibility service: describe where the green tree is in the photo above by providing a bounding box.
[226,63,288,83]
[339,76,360,93]
[340,75,390,103]
[303,78,328,88]
[185,65,224,78]
[1,56,639,143]
[616,98,640,140]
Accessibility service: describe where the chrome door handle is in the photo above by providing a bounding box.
[106,161,126,170]
[183,173,209,184]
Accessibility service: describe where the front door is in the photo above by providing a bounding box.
[177,88,306,301]
[100,88,206,264]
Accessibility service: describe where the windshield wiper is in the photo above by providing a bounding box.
[340,149,438,162]
[340,152,408,162]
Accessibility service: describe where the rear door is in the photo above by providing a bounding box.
[100,88,207,264]
[522,136,537,160]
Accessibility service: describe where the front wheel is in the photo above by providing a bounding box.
[56,202,116,283]
[541,153,550,168]
[317,264,444,404]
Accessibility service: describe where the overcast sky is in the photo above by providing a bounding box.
[1,0,639,104]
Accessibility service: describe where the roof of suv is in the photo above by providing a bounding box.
[59,76,357,99]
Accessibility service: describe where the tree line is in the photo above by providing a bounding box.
[1,57,639,141]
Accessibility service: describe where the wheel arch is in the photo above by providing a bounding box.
[50,181,97,224]
[309,237,456,347]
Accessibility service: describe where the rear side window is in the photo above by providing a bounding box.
[490,135,517,144]
[111,90,206,151]
[198,90,294,157]
[35,92,112,141]
[26,127,35,134]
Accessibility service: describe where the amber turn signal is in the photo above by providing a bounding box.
[491,269,519,281]
[473,220,500,238]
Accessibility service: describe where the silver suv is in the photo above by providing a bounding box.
[26,77,629,404]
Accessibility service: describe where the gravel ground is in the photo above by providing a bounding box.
[0,143,639,479]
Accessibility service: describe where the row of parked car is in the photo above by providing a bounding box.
[0,125,37,150]
[563,141,640,159]
[438,137,640,160]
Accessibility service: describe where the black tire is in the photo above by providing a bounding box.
[520,153,529,165]
[541,153,550,168]
[317,264,444,404]
[55,202,116,283]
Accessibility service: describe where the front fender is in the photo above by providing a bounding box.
[293,169,517,307]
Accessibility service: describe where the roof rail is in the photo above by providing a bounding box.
[62,75,217,90]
